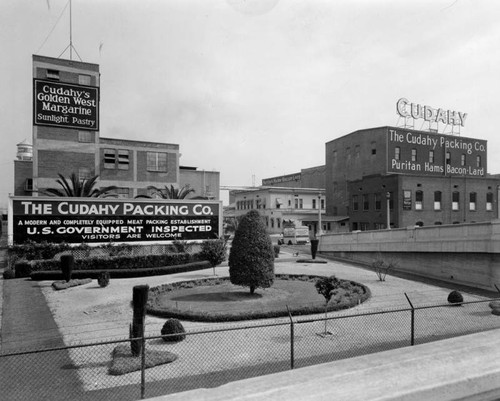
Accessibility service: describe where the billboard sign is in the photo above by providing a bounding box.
[387,128,486,177]
[33,79,99,131]
[262,173,301,186]
[9,197,222,245]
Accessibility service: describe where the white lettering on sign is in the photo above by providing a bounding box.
[396,98,467,127]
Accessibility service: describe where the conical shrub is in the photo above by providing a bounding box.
[228,210,274,294]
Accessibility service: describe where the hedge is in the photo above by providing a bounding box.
[30,252,201,272]
[30,261,212,281]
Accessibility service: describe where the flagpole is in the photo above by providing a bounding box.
[69,0,73,60]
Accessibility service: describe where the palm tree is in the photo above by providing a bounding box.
[136,184,195,199]
[43,173,118,198]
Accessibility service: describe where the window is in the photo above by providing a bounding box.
[147,152,168,172]
[360,222,370,231]
[271,218,274,228]
[477,156,482,168]
[277,219,281,229]
[429,150,434,163]
[294,198,299,209]
[411,148,417,162]
[371,142,377,155]
[312,199,316,209]
[375,193,381,210]
[363,194,369,211]
[486,192,493,211]
[332,150,337,163]
[321,199,325,209]
[79,75,91,85]
[299,199,303,209]
[78,131,92,143]
[46,69,59,80]
[461,154,466,166]
[434,191,442,210]
[469,192,476,211]
[118,150,129,170]
[346,147,351,162]
[446,152,451,165]
[355,145,360,159]
[78,167,91,181]
[112,187,130,198]
[395,147,401,160]
[415,190,423,210]
[104,149,116,169]
[452,191,460,211]
[24,178,33,191]
[352,195,359,211]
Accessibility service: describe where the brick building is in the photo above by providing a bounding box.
[14,55,219,199]
[325,126,500,230]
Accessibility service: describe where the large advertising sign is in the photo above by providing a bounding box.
[262,173,301,186]
[33,79,99,131]
[387,128,486,177]
[9,197,222,245]
[396,98,467,127]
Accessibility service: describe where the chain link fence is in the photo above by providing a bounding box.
[1,296,499,400]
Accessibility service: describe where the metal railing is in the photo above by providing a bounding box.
[1,296,499,400]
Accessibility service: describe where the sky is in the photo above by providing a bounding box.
[1,0,500,209]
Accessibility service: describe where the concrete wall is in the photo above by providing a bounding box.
[319,220,500,291]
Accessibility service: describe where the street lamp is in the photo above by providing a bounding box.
[386,191,391,230]
[317,192,322,236]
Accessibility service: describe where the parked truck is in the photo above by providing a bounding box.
[281,226,310,245]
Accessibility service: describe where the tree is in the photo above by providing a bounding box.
[135,184,196,199]
[200,237,228,275]
[315,276,340,335]
[228,210,274,294]
[43,173,118,198]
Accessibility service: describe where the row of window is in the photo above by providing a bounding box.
[103,149,169,172]
[395,147,482,168]
[46,69,91,85]
[236,197,325,211]
[352,191,494,212]
[331,143,377,163]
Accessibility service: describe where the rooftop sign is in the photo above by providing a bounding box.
[396,98,467,127]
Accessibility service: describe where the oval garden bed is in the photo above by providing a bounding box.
[147,274,371,322]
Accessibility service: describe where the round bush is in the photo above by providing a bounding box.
[447,290,464,305]
[3,269,15,279]
[97,271,110,288]
[492,308,500,316]
[161,318,186,342]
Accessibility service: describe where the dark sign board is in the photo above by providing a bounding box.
[387,128,486,177]
[33,79,99,131]
[9,197,222,245]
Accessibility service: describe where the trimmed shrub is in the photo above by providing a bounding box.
[200,238,227,272]
[14,261,31,278]
[273,244,280,258]
[3,269,15,279]
[60,254,74,282]
[447,290,464,305]
[228,210,275,294]
[161,319,186,342]
[488,300,500,310]
[98,271,110,287]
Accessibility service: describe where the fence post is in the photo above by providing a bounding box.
[141,332,146,399]
[286,306,295,370]
[404,293,415,346]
